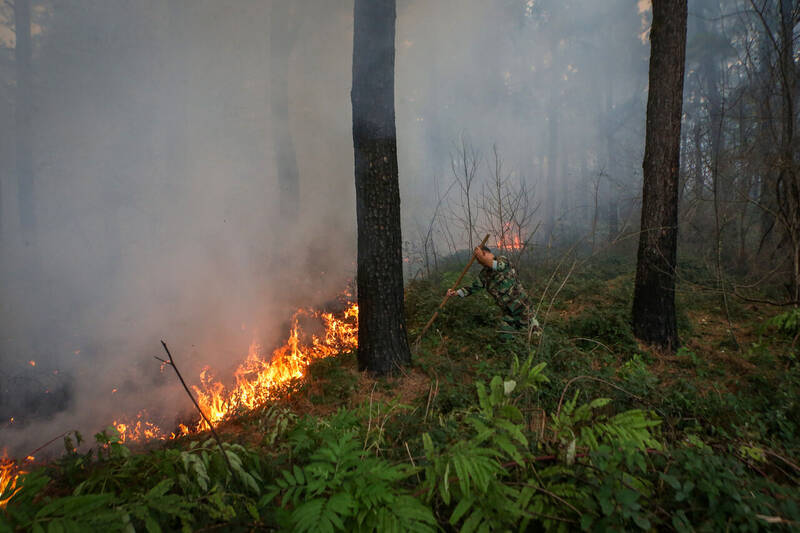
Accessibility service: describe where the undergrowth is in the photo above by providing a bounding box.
[2,253,798,531]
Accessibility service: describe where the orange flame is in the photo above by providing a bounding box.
[112,301,358,442]
[0,453,23,508]
[496,223,524,251]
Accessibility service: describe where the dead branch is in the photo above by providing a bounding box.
[157,341,235,479]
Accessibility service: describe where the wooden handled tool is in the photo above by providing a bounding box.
[413,234,490,345]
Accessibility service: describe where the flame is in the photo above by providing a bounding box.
[28,360,35,367]
[112,301,359,442]
[0,453,23,508]
[193,303,358,430]
[496,223,524,251]
[113,409,167,443]
[0,300,358,503]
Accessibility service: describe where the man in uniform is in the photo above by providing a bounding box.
[447,245,540,339]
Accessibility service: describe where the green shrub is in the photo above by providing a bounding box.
[568,305,638,354]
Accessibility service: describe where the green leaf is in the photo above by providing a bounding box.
[293,465,306,485]
[46,520,65,533]
[145,479,173,499]
[327,492,354,516]
[144,514,161,533]
[494,418,528,447]
[492,434,523,465]
[450,496,475,525]
[589,398,611,409]
[35,494,114,520]
[633,513,651,530]
[441,462,451,505]
[461,508,484,533]
[489,376,505,405]
[281,469,296,486]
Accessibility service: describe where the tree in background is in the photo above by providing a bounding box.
[269,0,300,223]
[15,0,34,234]
[351,0,411,375]
[632,0,687,352]
[764,0,800,303]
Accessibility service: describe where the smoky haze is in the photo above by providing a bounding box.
[0,0,648,454]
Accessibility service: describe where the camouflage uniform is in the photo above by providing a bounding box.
[456,256,540,337]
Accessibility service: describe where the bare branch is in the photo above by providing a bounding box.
[158,341,236,479]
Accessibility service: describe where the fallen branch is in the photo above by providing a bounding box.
[24,430,78,461]
[156,340,235,479]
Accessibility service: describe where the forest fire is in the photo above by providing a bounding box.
[112,301,358,442]
[0,453,23,509]
[496,223,524,251]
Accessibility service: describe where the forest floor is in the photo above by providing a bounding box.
[2,250,798,531]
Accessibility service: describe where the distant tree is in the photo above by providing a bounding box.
[765,0,800,303]
[544,85,558,244]
[632,0,687,352]
[15,0,34,233]
[351,0,411,375]
[269,0,300,222]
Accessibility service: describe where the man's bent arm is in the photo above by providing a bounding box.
[457,277,484,297]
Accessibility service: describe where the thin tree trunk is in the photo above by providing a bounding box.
[778,0,800,301]
[545,92,558,244]
[352,0,411,375]
[632,0,687,352]
[605,81,618,242]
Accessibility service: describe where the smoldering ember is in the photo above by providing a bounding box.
[0,1,798,530]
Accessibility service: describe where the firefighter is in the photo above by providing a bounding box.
[447,245,540,340]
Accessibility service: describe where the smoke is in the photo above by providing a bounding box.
[0,0,649,455]
[0,0,357,455]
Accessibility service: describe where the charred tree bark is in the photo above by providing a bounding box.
[351,0,411,375]
[269,1,299,222]
[632,0,687,353]
[15,0,34,233]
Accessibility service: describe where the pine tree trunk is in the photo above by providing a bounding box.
[632,0,687,353]
[16,0,34,233]
[351,0,411,375]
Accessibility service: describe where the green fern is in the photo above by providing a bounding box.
[551,391,662,460]
[266,429,435,532]
[766,307,800,337]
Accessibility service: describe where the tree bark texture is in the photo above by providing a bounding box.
[351,0,411,375]
[632,0,687,352]
[16,0,34,232]
[777,0,800,302]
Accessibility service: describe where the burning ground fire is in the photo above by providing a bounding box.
[0,300,357,507]
[113,301,359,443]
[495,223,524,251]
[0,453,24,508]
